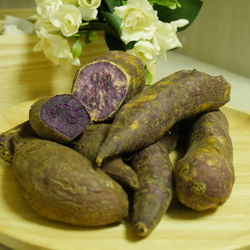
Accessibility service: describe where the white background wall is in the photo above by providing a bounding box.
[179,0,250,78]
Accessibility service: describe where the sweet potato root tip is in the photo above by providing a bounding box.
[131,129,180,237]
[134,222,149,237]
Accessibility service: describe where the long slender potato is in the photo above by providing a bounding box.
[96,69,231,165]
[175,110,234,211]
[131,127,180,237]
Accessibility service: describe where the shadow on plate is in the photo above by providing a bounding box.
[165,195,216,220]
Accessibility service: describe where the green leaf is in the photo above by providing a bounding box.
[155,0,181,9]
[104,33,126,51]
[102,11,121,35]
[72,38,82,59]
[86,31,98,43]
[125,41,136,50]
[154,0,203,31]
[103,0,122,12]
[146,67,153,85]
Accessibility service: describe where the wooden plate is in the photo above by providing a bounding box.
[0,100,250,250]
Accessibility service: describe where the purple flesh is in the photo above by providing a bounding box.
[40,95,89,139]
[72,62,128,121]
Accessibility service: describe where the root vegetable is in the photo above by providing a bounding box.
[96,69,231,165]
[0,121,35,162]
[102,158,139,191]
[12,137,128,226]
[131,128,180,237]
[175,110,234,211]
[72,123,139,190]
[29,94,90,144]
[72,51,146,122]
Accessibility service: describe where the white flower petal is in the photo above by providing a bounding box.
[79,6,98,21]
[128,40,159,66]
[35,0,62,19]
[34,28,80,69]
[50,4,81,37]
[114,0,158,44]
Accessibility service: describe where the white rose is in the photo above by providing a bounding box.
[34,28,80,68]
[50,4,82,37]
[153,19,189,59]
[35,0,62,19]
[114,0,158,43]
[78,0,101,21]
[78,6,98,21]
[128,40,159,66]
[35,18,59,33]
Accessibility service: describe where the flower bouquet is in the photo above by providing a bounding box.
[34,0,203,83]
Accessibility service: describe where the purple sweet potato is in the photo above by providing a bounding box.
[102,158,139,191]
[72,51,146,122]
[12,137,128,226]
[96,69,231,165]
[29,94,90,144]
[175,110,234,211]
[131,128,180,237]
[0,121,36,162]
[72,123,139,190]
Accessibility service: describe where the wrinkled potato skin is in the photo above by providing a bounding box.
[102,158,139,190]
[73,124,139,190]
[97,69,231,165]
[12,138,128,226]
[72,123,111,162]
[0,121,35,162]
[131,130,179,237]
[175,110,234,211]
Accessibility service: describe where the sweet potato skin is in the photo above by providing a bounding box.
[0,121,35,162]
[12,138,128,226]
[72,123,111,162]
[96,69,231,165]
[72,51,146,121]
[72,124,139,190]
[102,158,139,190]
[131,129,179,237]
[175,110,234,211]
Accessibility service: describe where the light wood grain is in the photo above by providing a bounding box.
[0,102,250,250]
[0,8,109,111]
